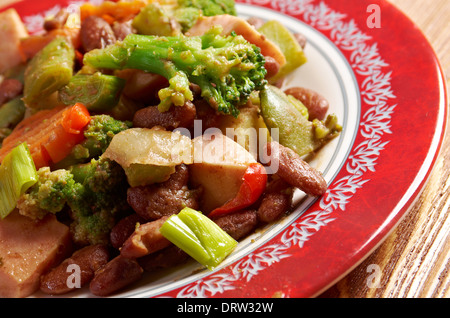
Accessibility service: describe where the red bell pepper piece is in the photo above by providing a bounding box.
[208,162,267,218]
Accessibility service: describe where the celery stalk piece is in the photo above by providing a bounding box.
[160,207,238,270]
[160,213,212,265]
[0,143,38,219]
[0,96,26,128]
[23,37,75,109]
[59,72,126,112]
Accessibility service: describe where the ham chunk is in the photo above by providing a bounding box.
[0,9,28,74]
[0,210,72,298]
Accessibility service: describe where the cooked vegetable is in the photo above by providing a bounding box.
[102,127,193,167]
[53,114,132,168]
[18,157,130,245]
[0,103,91,169]
[79,0,148,22]
[186,14,286,69]
[102,127,193,186]
[258,20,307,83]
[17,167,75,219]
[190,132,257,212]
[83,27,267,116]
[172,7,202,32]
[0,143,38,219]
[59,73,126,112]
[217,102,271,155]
[160,207,237,270]
[0,97,26,129]
[22,37,75,109]
[178,0,237,17]
[132,2,181,36]
[260,85,341,157]
[208,162,267,218]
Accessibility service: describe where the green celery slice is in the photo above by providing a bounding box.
[0,143,38,219]
[160,213,211,265]
[160,207,237,270]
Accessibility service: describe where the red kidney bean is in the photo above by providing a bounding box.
[40,244,110,295]
[89,255,143,297]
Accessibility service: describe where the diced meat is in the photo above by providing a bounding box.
[120,216,172,259]
[0,9,29,74]
[0,210,72,298]
[127,164,200,220]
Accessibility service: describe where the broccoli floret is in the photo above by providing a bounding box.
[53,114,132,168]
[18,157,130,246]
[81,115,132,158]
[177,0,237,16]
[83,27,267,117]
[67,158,130,246]
[17,167,75,219]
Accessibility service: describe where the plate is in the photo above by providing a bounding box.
[4,0,447,298]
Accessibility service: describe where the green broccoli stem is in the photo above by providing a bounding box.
[83,30,267,116]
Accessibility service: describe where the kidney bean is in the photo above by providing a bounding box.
[257,191,292,223]
[138,245,189,272]
[90,255,143,297]
[264,55,281,79]
[284,87,329,121]
[110,213,146,249]
[80,15,116,52]
[214,210,258,241]
[132,101,196,131]
[127,164,200,221]
[265,141,327,196]
[256,177,292,223]
[40,244,110,295]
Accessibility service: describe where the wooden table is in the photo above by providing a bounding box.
[1,0,448,298]
[319,0,450,298]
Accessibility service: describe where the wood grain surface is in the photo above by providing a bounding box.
[0,0,448,299]
[319,0,450,299]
